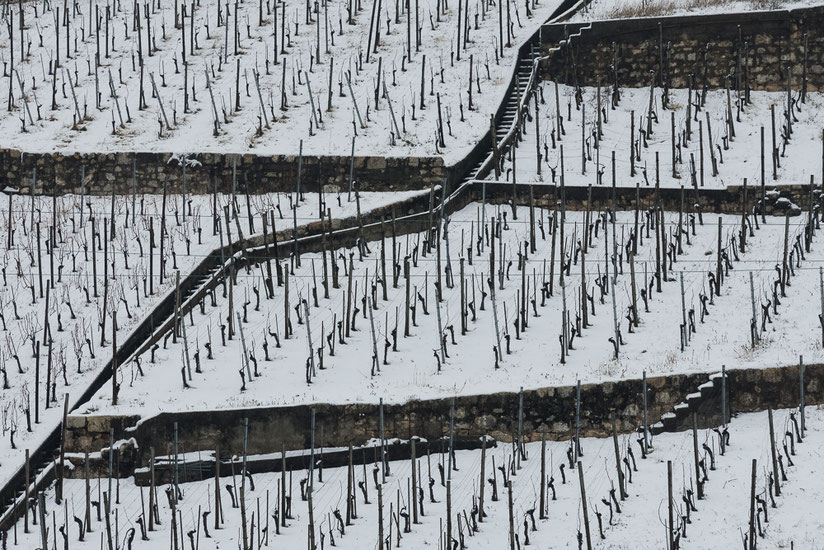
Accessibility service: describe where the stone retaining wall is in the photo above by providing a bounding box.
[0,149,447,195]
[63,363,823,475]
[482,180,819,216]
[541,6,824,91]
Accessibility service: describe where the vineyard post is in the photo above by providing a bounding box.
[446,479,453,550]
[781,213,789,296]
[721,365,727,428]
[668,461,674,550]
[578,462,591,550]
[411,438,418,524]
[768,408,781,497]
[611,413,626,500]
[516,388,523,468]
[380,399,386,483]
[507,479,515,550]
[24,449,30,533]
[760,127,765,223]
[692,413,702,499]
[87,449,93,531]
[539,433,546,518]
[748,459,756,550]
[377,484,384,550]
[479,436,486,522]
[715,218,722,295]
[449,396,455,477]
[799,355,806,436]
[749,272,757,347]
[212,445,219,530]
[680,271,687,351]
[642,371,648,454]
[574,380,581,464]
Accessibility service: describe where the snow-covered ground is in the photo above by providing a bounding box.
[568,0,820,21]
[82,197,824,417]
[497,84,824,190]
[0,189,423,495]
[5,405,819,549]
[1,0,562,162]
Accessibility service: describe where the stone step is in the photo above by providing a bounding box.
[650,371,727,436]
[455,17,592,196]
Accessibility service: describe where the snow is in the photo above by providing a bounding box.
[3,405,820,549]
[496,84,824,190]
[81,197,824,418]
[568,0,822,22]
[0,188,424,497]
[0,0,564,163]
[603,407,816,548]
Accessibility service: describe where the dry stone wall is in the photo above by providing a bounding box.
[542,6,824,91]
[0,149,447,195]
[63,363,823,475]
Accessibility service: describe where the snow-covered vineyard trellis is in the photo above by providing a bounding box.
[2,0,824,547]
[498,85,824,192]
[1,176,822,547]
[0,0,562,160]
[5,406,824,550]
[0,185,426,490]
[82,201,824,412]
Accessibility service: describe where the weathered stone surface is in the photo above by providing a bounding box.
[63,362,824,473]
[86,416,112,433]
[66,416,87,429]
[0,150,448,195]
[59,359,824,484]
[543,6,824,93]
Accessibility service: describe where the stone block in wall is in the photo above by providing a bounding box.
[67,434,96,453]
[66,415,87,429]
[86,415,112,433]
[653,390,672,405]
[761,367,784,383]
[367,157,387,170]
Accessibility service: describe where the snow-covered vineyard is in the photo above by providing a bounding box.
[0,188,425,491]
[4,406,822,549]
[0,0,562,160]
[3,0,824,547]
[80,201,824,415]
[497,85,824,191]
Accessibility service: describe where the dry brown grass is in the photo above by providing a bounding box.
[604,0,783,19]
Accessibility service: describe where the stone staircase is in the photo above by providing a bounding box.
[651,371,728,435]
[460,22,593,185]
